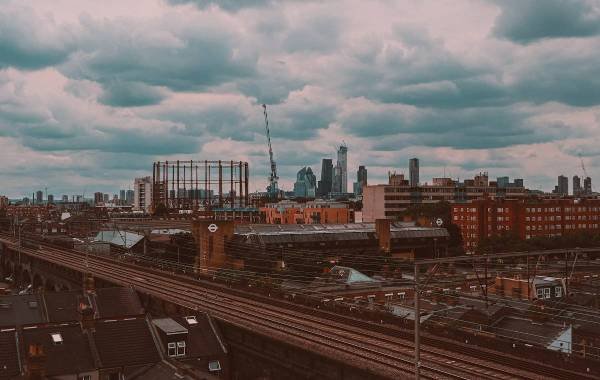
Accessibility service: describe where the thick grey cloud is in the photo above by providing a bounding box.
[493,0,600,43]
[0,6,74,70]
[60,15,258,93]
[167,0,273,12]
[98,81,167,107]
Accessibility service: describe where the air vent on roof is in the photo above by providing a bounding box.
[184,316,198,325]
[51,333,63,345]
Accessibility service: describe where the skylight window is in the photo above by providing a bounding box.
[51,333,63,345]
[184,316,198,326]
[208,360,221,372]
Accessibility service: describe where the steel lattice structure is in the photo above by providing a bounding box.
[152,160,249,211]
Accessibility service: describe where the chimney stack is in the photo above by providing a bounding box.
[78,296,95,329]
[375,219,391,253]
[25,344,46,380]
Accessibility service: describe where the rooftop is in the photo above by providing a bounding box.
[234,223,448,241]
[94,230,144,249]
[152,318,188,335]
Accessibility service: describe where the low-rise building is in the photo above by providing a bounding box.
[261,200,353,224]
[452,197,600,251]
[491,276,566,301]
[363,172,527,222]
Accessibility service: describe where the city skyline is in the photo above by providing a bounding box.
[1,0,600,197]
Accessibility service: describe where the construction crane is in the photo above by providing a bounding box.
[262,104,279,199]
[579,153,589,178]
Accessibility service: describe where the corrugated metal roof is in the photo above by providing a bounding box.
[94,230,144,249]
[234,222,448,243]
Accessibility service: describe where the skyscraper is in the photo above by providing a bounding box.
[47,194,54,204]
[409,158,419,187]
[35,190,43,205]
[317,159,333,197]
[334,144,348,193]
[293,167,317,198]
[573,175,582,196]
[94,192,104,205]
[354,165,368,196]
[496,176,509,188]
[62,195,69,203]
[126,190,135,205]
[120,190,126,202]
[584,177,592,195]
[557,175,568,195]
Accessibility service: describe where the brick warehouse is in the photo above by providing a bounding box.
[452,198,600,252]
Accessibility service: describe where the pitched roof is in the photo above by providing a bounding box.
[44,291,84,323]
[329,266,377,284]
[0,329,20,380]
[94,287,145,319]
[94,230,144,249]
[0,294,45,328]
[234,223,448,244]
[20,324,95,376]
[130,361,195,380]
[92,318,160,368]
[173,314,227,358]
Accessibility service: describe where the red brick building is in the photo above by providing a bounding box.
[261,200,353,224]
[452,198,600,252]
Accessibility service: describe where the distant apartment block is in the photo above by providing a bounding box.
[362,172,527,222]
[134,176,153,213]
[452,198,600,252]
[261,200,353,224]
[409,158,419,187]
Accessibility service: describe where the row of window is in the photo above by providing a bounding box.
[167,341,186,357]
[536,287,562,299]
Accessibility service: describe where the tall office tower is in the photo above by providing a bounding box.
[354,165,368,196]
[496,176,509,188]
[126,189,135,205]
[94,192,104,205]
[47,194,54,204]
[62,195,69,203]
[337,144,348,193]
[35,190,43,205]
[120,190,126,202]
[573,175,582,196]
[558,175,568,195]
[317,158,333,197]
[293,167,317,198]
[514,179,524,188]
[584,177,592,195]
[103,193,109,203]
[409,158,419,187]
[333,163,343,193]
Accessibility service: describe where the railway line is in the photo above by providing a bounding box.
[1,233,594,380]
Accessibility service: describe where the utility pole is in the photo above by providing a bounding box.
[414,262,420,379]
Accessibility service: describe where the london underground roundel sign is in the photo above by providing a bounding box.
[208,223,218,233]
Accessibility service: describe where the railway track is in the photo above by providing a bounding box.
[0,234,592,380]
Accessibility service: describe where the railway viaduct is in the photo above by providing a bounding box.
[1,234,598,380]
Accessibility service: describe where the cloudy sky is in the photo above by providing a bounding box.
[1,0,600,198]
